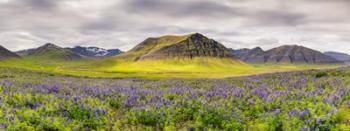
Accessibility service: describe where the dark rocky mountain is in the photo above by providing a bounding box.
[324,51,350,63]
[262,45,341,64]
[17,43,82,60]
[232,47,265,63]
[68,46,123,58]
[232,45,341,64]
[120,33,236,61]
[0,45,20,60]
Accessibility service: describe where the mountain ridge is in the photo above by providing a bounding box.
[232,45,341,64]
[68,46,123,58]
[17,43,82,60]
[118,33,236,61]
[324,51,350,63]
[0,45,20,60]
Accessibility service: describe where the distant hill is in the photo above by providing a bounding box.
[17,43,82,60]
[68,46,123,58]
[324,51,350,63]
[0,45,20,60]
[263,45,341,64]
[233,45,341,64]
[118,33,236,61]
[231,47,265,63]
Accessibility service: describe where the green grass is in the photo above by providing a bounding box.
[0,56,342,79]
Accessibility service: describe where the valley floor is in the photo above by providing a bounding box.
[0,67,350,130]
[0,57,343,78]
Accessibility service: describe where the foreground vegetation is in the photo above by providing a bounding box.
[1,67,350,130]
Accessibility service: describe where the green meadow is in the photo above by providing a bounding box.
[0,56,342,79]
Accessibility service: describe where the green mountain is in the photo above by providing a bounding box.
[18,43,82,60]
[0,45,20,60]
[118,33,236,61]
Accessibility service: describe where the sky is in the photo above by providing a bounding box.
[0,0,349,53]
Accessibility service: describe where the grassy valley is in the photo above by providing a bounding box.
[0,56,341,79]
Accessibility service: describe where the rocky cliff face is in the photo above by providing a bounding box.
[0,45,20,60]
[122,33,235,61]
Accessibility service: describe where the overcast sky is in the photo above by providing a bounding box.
[0,0,349,53]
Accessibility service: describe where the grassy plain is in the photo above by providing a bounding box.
[0,57,342,78]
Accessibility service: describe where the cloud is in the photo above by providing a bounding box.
[0,0,349,53]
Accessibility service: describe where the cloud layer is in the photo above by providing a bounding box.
[0,0,349,53]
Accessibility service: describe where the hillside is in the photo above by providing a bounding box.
[232,47,265,63]
[18,43,82,60]
[324,51,350,63]
[68,46,123,58]
[117,33,235,61]
[233,45,341,64]
[263,45,341,64]
[0,45,20,60]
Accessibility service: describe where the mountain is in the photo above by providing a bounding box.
[17,43,82,60]
[262,45,340,64]
[118,33,236,61]
[324,51,350,63]
[232,45,341,64]
[0,45,20,60]
[16,48,35,56]
[231,47,265,63]
[68,46,123,58]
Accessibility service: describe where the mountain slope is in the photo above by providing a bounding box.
[0,45,20,60]
[263,45,341,64]
[18,43,82,60]
[232,47,265,63]
[118,33,235,61]
[69,46,123,58]
[324,51,350,63]
[232,45,341,64]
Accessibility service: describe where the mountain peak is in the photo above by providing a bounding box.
[23,43,82,60]
[120,33,236,61]
[251,47,263,52]
[42,43,59,48]
[0,45,20,60]
[278,44,303,49]
[232,45,341,64]
[69,46,122,57]
[263,45,341,64]
[188,32,205,37]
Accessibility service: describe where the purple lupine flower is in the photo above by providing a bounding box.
[18,115,23,122]
[0,124,7,129]
[249,99,255,105]
[287,109,299,117]
[316,117,321,123]
[9,116,14,124]
[299,110,305,120]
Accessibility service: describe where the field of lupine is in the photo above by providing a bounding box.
[1,67,350,130]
